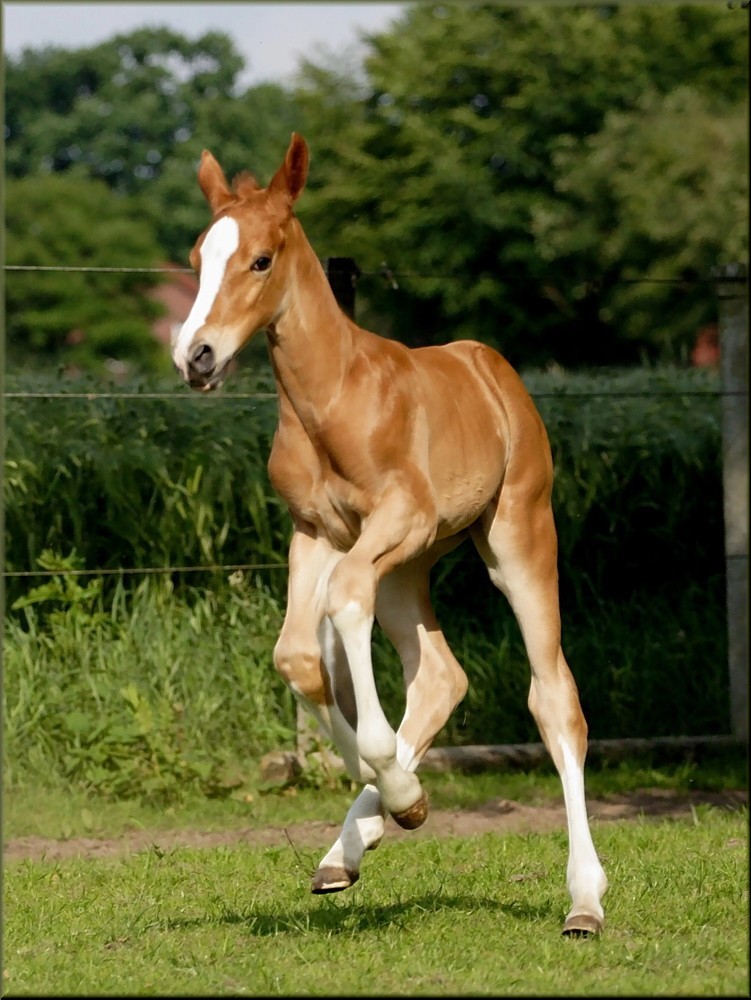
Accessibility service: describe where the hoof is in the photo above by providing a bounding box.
[311,866,359,894]
[562,912,603,937]
[391,789,429,830]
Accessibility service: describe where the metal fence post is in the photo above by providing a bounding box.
[714,262,748,741]
[324,257,361,320]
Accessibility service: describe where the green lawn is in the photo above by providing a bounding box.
[4,811,748,996]
[4,763,748,996]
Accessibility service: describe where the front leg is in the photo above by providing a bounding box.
[329,587,428,827]
[324,492,435,827]
[312,783,386,893]
[274,526,380,783]
[313,557,469,893]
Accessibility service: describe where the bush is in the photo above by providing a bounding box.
[4,365,289,605]
[3,569,291,801]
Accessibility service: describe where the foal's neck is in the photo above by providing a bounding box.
[266,217,360,409]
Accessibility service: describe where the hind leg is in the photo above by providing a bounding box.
[472,496,608,936]
[376,557,469,772]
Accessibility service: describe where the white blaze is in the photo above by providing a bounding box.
[172,216,240,374]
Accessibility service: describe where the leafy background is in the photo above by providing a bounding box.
[5,4,748,373]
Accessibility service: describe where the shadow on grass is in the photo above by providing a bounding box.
[162,891,554,936]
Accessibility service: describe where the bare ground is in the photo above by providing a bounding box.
[4,788,746,863]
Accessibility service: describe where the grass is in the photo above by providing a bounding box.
[3,576,295,800]
[4,758,747,994]
[1,360,741,992]
[4,806,748,996]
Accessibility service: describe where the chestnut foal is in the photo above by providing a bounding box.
[172,134,607,935]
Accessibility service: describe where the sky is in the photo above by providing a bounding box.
[2,2,407,87]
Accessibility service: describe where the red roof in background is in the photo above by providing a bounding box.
[690,323,720,368]
[150,264,198,346]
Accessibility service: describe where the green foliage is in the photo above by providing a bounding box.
[5,171,168,374]
[3,367,288,602]
[526,366,724,584]
[3,365,727,766]
[4,573,291,802]
[4,366,723,602]
[4,27,303,262]
[295,2,748,365]
[10,548,108,627]
[533,86,749,360]
[5,27,244,194]
[6,11,747,369]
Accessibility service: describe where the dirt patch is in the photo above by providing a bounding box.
[4,789,746,863]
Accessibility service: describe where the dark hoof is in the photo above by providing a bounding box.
[562,912,603,937]
[311,866,359,894]
[391,789,429,830]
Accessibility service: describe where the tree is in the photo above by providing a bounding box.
[532,86,749,362]
[294,2,749,366]
[5,27,244,194]
[5,28,303,262]
[5,172,167,375]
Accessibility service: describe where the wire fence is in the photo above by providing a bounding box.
[3,260,730,402]
[3,262,731,283]
[3,259,739,584]
[5,259,747,738]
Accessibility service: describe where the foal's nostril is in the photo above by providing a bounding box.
[189,343,215,376]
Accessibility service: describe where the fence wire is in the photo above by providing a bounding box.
[4,260,735,582]
[3,262,727,283]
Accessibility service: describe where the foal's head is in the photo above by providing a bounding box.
[172,133,309,391]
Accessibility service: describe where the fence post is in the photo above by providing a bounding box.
[714,262,748,741]
[324,257,361,320]
[296,701,319,757]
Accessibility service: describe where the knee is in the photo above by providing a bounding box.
[326,558,377,622]
[357,721,398,773]
[273,641,330,705]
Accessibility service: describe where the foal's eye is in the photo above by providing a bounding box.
[251,256,272,272]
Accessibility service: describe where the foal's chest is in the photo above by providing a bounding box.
[268,424,370,549]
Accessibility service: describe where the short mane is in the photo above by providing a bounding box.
[232,171,261,199]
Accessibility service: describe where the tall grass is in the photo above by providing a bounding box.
[3,574,293,800]
[3,364,729,798]
[3,366,288,604]
[4,365,723,601]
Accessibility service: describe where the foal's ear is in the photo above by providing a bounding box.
[267,132,309,205]
[198,150,235,215]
